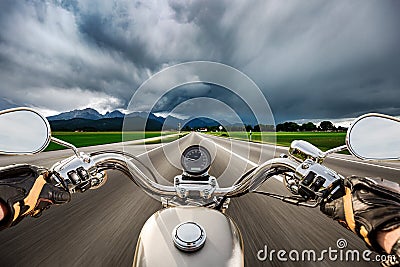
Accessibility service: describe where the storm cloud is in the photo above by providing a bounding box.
[0,0,399,122]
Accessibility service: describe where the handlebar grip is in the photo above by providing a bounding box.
[43,183,71,204]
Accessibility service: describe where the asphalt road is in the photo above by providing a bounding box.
[0,132,399,266]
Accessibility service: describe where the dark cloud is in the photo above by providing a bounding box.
[0,0,399,122]
[151,83,259,125]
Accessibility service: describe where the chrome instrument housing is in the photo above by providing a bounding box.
[173,174,219,205]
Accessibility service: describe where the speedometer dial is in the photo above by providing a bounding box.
[181,145,211,175]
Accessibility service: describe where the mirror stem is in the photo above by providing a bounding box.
[51,137,80,157]
[324,145,347,156]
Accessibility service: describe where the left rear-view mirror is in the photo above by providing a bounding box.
[0,107,51,155]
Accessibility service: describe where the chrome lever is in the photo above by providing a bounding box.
[253,191,321,208]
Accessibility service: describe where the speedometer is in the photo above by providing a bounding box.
[181,145,211,175]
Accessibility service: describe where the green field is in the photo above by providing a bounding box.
[208,131,346,152]
[45,131,178,151]
[46,130,346,154]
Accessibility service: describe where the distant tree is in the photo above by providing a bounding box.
[276,122,300,132]
[319,121,335,131]
[245,125,253,132]
[337,126,348,132]
[182,126,192,131]
[208,126,217,132]
[300,122,317,131]
[262,124,275,132]
[254,124,275,132]
[226,125,243,131]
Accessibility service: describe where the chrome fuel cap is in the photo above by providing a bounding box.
[172,222,206,252]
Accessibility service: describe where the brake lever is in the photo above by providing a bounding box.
[253,191,322,208]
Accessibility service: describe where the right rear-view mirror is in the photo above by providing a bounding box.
[346,113,400,160]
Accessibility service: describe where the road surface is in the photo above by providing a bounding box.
[0,132,399,266]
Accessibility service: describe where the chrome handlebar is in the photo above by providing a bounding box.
[216,157,299,197]
[50,150,342,206]
[91,153,176,197]
[50,151,299,198]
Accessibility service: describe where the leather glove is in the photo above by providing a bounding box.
[0,164,70,230]
[320,176,400,254]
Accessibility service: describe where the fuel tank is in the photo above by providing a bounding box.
[133,206,244,267]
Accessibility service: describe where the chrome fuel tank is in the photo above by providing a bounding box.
[133,206,244,267]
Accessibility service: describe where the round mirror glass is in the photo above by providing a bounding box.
[0,108,51,154]
[347,114,400,160]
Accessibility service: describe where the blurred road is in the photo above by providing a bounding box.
[0,132,399,266]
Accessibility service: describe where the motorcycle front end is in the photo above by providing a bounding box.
[0,107,399,266]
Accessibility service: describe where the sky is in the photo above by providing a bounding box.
[0,0,399,123]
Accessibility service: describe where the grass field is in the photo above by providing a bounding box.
[45,131,177,151]
[208,131,347,152]
[46,130,346,154]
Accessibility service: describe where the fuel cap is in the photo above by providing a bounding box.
[172,222,206,252]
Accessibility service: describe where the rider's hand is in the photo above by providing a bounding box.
[320,176,400,254]
[0,164,70,230]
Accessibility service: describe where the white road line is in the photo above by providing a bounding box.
[203,133,280,149]
[123,133,183,146]
[133,133,189,157]
[203,133,400,172]
[197,133,284,182]
[135,143,169,157]
[134,132,284,182]
[198,133,258,167]
[329,156,400,171]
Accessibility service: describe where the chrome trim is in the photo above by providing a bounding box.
[214,157,299,197]
[61,152,298,200]
[181,171,210,179]
[294,159,343,190]
[346,113,400,160]
[323,145,347,156]
[289,140,325,163]
[51,136,80,157]
[172,222,206,252]
[0,107,51,155]
[50,153,98,192]
[174,174,218,200]
[90,153,176,198]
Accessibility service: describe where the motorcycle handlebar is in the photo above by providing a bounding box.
[90,153,176,197]
[89,153,299,198]
[221,157,299,197]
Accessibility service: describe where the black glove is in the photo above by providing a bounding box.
[320,176,400,254]
[0,164,70,230]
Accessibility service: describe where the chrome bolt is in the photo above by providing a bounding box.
[302,163,310,169]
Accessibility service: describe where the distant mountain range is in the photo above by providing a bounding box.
[47,108,125,120]
[46,108,225,131]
